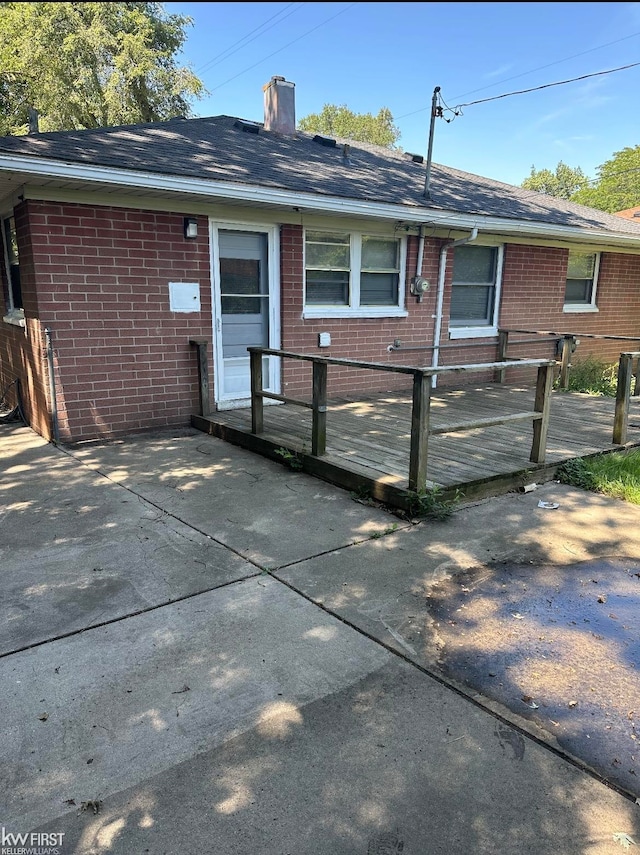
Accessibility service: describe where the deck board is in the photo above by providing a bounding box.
[193,384,640,504]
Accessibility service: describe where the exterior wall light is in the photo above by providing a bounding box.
[184,217,198,239]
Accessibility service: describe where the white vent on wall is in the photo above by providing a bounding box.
[169,282,200,312]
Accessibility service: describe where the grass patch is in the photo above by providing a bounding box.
[274,446,303,471]
[557,355,618,397]
[406,486,460,521]
[557,449,640,504]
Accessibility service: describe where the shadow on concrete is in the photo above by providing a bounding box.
[35,660,640,855]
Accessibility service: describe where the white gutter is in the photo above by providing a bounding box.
[2,152,640,248]
[431,227,479,387]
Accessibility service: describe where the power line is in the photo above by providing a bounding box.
[207,3,357,94]
[454,61,640,111]
[449,30,640,103]
[196,3,302,76]
[395,31,640,121]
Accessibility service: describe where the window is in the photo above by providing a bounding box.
[2,215,23,318]
[449,244,503,338]
[304,229,405,316]
[564,250,599,312]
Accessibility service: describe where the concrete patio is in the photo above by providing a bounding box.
[1,423,639,854]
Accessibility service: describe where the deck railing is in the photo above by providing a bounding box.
[498,329,640,392]
[247,347,556,492]
[390,330,640,392]
[613,352,640,445]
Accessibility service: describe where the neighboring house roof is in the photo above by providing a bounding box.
[1,114,640,242]
[614,206,640,220]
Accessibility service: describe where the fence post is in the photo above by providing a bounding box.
[408,370,431,492]
[497,329,509,384]
[530,362,554,463]
[613,352,633,445]
[559,335,574,390]
[311,360,327,456]
[250,349,264,435]
[189,339,210,417]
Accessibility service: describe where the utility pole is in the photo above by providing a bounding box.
[423,86,440,201]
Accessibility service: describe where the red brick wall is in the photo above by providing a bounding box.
[498,244,640,382]
[21,200,213,442]
[280,229,640,399]
[3,205,639,443]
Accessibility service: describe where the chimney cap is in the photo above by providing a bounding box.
[263,75,294,92]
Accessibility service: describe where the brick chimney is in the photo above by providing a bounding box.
[263,76,296,134]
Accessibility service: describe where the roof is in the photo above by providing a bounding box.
[1,114,640,240]
[614,206,640,220]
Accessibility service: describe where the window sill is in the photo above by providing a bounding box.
[448,326,498,340]
[303,308,408,320]
[3,311,25,328]
[563,304,599,313]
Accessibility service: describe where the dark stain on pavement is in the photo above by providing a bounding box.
[421,557,640,796]
[494,722,525,760]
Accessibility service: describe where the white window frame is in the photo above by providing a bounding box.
[1,212,25,327]
[303,228,407,319]
[563,250,600,314]
[448,243,504,340]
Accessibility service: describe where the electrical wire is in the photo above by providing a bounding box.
[207,3,357,94]
[195,3,302,75]
[449,30,640,103]
[454,61,640,111]
[395,31,640,121]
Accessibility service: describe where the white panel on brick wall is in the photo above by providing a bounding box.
[169,282,201,312]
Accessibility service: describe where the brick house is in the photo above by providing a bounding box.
[2,76,640,444]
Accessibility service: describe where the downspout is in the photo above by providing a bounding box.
[431,227,479,387]
[415,224,425,290]
[44,327,60,443]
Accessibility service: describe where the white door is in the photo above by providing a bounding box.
[211,224,280,406]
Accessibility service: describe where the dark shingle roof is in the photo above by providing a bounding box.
[1,114,639,238]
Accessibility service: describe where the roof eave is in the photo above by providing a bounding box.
[2,152,640,250]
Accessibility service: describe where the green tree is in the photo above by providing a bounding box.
[571,145,640,213]
[0,2,205,134]
[298,104,401,148]
[521,161,589,199]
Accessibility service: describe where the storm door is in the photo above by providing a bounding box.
[212,226,280,404]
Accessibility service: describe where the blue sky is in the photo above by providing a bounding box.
[165,1,640,188]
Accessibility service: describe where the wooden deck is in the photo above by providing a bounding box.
[192,384,640,507]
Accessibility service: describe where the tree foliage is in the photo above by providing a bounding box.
[571,145,640,213]
[298,104,401,149]
[521,161,589,199]
[0,2,205,134]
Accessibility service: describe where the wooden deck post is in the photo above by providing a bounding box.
[311,360,327,456]
[497,329,509,383]
[250,349,264,435]
[408,370,431,491]
[559,335,574,390]
[613,352,634,445]
[530,362,554,463]
[189,339,210,416]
